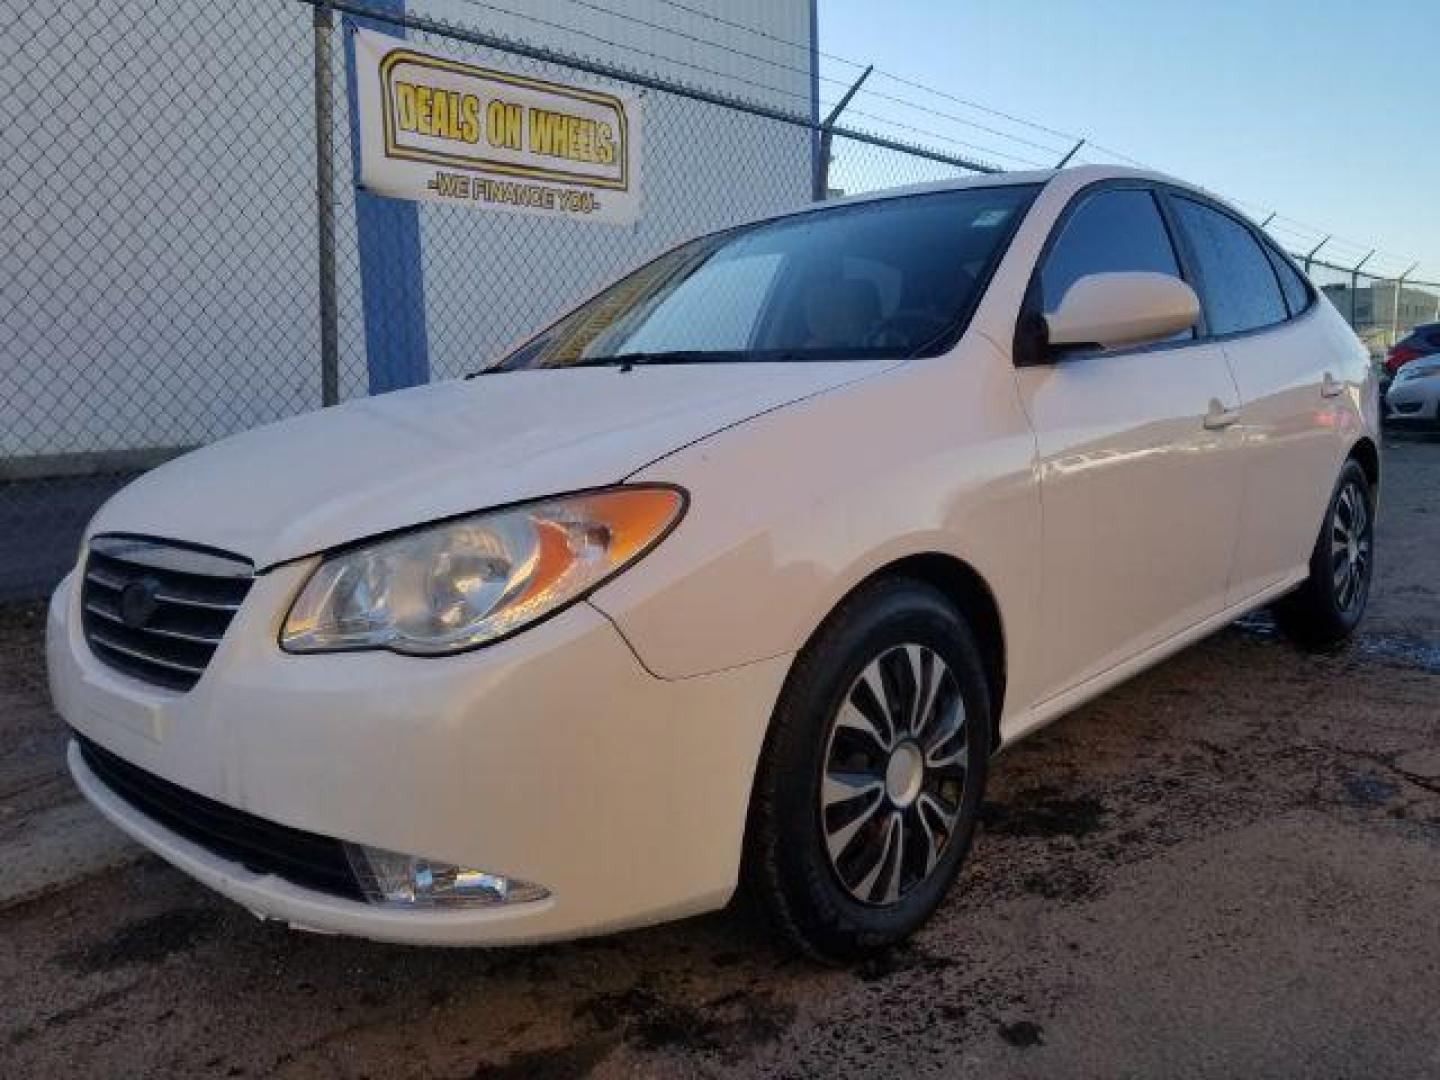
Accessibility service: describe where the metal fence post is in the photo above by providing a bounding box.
[1348,250,1375,330]
[312,2,340,407]
[1390,263,1418,347]
[1054,139,1085,168]
[1303,235,1330,275]
[813,65,872,202]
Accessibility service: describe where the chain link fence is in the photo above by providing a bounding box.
[1,0,1433,601]
[1299,257,1440,360]
[0,0,992,600]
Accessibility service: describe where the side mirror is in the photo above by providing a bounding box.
[1044,271,1200,353]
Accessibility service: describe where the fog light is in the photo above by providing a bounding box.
[346,844,548,908]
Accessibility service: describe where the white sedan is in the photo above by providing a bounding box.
[49,166,1379,960]
[1384,356,1440,430]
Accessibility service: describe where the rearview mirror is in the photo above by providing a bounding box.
[1044,271,1200,353]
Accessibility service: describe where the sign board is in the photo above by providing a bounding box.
[353,28,642,224]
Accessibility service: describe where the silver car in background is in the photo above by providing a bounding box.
[1384,358,1440,430]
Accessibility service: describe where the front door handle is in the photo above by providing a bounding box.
[1320,372,1344,398]
[1203,399,1241,430]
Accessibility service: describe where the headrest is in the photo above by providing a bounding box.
[803,277,882,348]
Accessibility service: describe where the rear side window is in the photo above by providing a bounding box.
[1171,197,1287,335]
[1264,245,1311,317]
[1040,189,1183,314]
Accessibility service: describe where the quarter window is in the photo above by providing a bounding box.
[1171,198,1288,335]
[1264,244,1311,317]
[1039,189,1184,315]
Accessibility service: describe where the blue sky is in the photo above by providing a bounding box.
[818,0,1438,280]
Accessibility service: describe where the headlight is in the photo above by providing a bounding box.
[280,485,685,655]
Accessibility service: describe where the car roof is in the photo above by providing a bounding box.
[688,165,1262,262]
[824,164,1194,202]
[796,164,1241,221]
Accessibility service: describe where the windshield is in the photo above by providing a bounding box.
[489,184,1040,371]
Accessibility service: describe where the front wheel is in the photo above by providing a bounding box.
[1273,458,1375,649]
[742,578,992,962]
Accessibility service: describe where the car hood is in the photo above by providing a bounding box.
[1395,365,1440,385]
[87,362,891,568]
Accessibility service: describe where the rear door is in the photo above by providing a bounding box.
[1015,184,1247,701]
[1163,194,1343,602]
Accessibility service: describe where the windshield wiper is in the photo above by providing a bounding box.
[478,348,873,377]
[568,350,732,372]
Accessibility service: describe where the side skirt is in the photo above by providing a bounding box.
[997,571,1307,750]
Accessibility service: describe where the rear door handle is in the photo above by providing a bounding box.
[1203,399,1241,430]
[1321,372,1344,398]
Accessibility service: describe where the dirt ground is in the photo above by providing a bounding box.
[3,435,1438,1079]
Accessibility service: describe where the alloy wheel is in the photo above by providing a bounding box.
[1331,479,1372,613]
[819,644,968,906]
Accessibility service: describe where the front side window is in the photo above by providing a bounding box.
[491,185,1040,371]
[1171,197,1287,335]
[1039,188,1184,315]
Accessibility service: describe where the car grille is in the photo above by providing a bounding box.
[75,732,364,902]
[81,535,254,692]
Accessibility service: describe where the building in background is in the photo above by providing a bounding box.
[1321,281,1440,354]
[2,0,818,473]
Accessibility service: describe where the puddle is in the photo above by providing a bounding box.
[1344,774,1400,807]
[1352,635,1440,674]
[1232,611,1281,640]
[1232,612,1440,674]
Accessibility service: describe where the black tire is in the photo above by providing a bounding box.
[742,576,992,962]
[1273,458,1375,650]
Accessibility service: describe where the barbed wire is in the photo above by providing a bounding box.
[528,1,1427,276]
[538,0,1076,160]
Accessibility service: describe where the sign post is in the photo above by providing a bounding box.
[312,3,339,406]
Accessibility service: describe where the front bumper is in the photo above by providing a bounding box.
[1382,383,1440,429]
[49,564,790,945]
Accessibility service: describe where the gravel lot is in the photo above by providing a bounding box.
[3,435,1438,1078]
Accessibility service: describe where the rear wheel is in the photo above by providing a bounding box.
[1274,459,1375,649]
[743,578,991,962]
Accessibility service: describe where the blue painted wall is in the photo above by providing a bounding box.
[342,2,430,394]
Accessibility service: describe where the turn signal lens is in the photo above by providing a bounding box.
[281,486,684,655]
[345,844,549,907]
